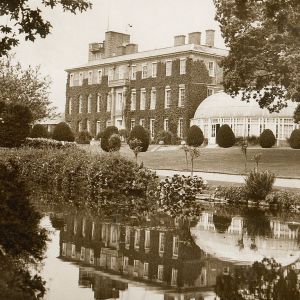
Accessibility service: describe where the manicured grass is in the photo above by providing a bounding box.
[85,143,300,179]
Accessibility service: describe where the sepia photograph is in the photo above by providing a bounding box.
[0,0,299,299]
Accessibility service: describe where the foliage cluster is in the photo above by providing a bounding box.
[30,124,48,138]
[52,122,75,142]
[259,129,276,148]
[288,129,300,149]
[100,126,119,152]
[216,124,236,148]
[266,190,300,212]
[155,130,177,145]
[128,125,149,151]
[0,147,158,208]
[24,137,77,149]
[156,175,206,216]
[76,130,92,144]
[108,134,121,152]
[186,125,204,147]
[214,185,247,203]
[0,101,32,147]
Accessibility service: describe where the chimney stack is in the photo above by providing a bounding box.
[125,43,138,55]
[205,29,215,47]
[174,35,186,46]
[188,32,201,45]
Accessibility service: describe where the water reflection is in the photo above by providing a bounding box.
[45,207,300,299]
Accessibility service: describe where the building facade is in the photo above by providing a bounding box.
[65,30,227,139]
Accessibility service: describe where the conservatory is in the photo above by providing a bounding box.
[190,91,299,145]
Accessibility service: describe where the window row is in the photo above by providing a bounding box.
[131,117,184,139]
[130,85,185,111]
[68,94,110,114]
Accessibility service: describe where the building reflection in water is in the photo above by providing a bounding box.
[57,209,300,300]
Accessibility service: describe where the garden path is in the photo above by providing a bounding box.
[154,169,300,189]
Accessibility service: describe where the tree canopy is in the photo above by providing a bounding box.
[214,0,300,112]
[0,56,55,121]
[0,0,92,56]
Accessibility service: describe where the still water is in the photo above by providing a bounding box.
[40,206,300,300]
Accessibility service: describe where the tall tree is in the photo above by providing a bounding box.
[214,0,300,112]
[0,56,54,121]
[0,0,92,56]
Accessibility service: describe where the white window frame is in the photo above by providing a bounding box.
[96,121,101,134]
[87,120,91,133]
[125,227,131,248]
[70,73,74,86]
[180,58,186,75]
[144,230,150,250]
[159,232,165,254]
[164,119,169,132]
[150,88,156,110]
[208,61,215,77]
[150,119,155,139]
[123,256,129,271]
[140,89,146,110]
[97,93,101,112]
[152,62,157,77]
[166,60,172,76]
[79,95,83,113]
[116,92,123,111]
[142,64,148,79]
[139,118,145,127]
[178,118,183,139]
[79,72,83,85]
[171,268,178,286]
[88,71,92,84]
[87,94,92,113]
[157,265,164,282]
[82,218,86,237]
[143,262,149,278]
[134,229,140,249]
[165,87,171,108]
[178,85,185,107]
[108,68,114,81]
[68,98,72,114]
[78,121,83,132]
[97,69,102,84]
[172,236,179,257]
[131,65,137,80]
[131,90,136,111]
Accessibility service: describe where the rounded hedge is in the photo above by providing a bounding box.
[216,124,236,148]
[186,125,204,147]
[100,126,119,152]
[155,130,176,145]
[289,129,300,149]
[52,122,75,142]
[259,129,276,148]
[128,125,149,152]
[30,124,48,138]
[108,134,121,151]
[76,130,92,144]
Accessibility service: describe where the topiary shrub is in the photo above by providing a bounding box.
[289,129,300,149]
[76,130,92,144]
[128,125,149,152]
[30,124,48,138]
[52,122,75,142]
[216,124,235,148]
[108,134,121,152]
[259,129,276,148]
[0,102,32,148]
[186,125,204,147]
[100,126,119,152]
[155,130,175,145]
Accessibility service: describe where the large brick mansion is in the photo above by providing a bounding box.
[65,30,228,139]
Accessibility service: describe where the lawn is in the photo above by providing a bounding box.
[87,143,300,179]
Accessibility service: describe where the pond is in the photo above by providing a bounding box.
[39,204,300,300]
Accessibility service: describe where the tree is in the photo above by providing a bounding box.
[0,0,92,57]
[186,125,204,147]
[128,125,150,152]
[30,124,48,138]
[259,129,276,148]
[289,129,300,149]
[214,0,300,113]
[216,124,236,148]
[0,56,54,121]
[100,126,119,152]
[108,134,121,152]
[52,122,75,142]
[0,101,32,147]
[128,138,143,164]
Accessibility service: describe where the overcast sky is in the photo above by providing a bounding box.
[13,0,226,113]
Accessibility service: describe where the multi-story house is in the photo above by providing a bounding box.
[65,30,228,139]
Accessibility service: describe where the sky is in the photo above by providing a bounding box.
[12,0,226,114]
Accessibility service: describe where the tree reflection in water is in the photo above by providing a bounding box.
[0,163,47,300]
